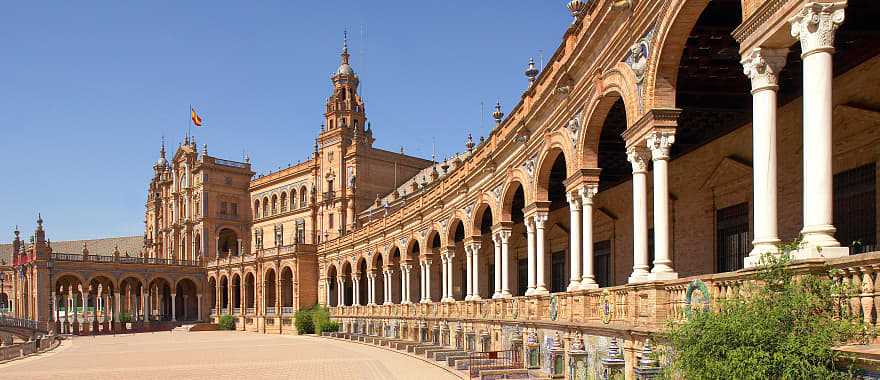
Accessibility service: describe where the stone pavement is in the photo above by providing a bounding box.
[0,331,459,379]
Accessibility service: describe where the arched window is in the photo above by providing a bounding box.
[300,187,308,207]
[254,200,261,219]
[280,192,287,213]
[290,190,297,209]
[262,197,269,217]
[271,195,278,215]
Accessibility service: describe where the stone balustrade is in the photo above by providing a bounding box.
[330,252,880,335]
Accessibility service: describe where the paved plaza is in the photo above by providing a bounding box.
[1,331,459,379]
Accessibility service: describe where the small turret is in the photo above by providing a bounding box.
[492,101,504,125]
[525,58,539,86]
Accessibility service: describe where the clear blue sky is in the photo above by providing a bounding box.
[0,1,570,242]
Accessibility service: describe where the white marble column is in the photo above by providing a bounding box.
[384,270,393,305]
[423,260,432,303]
[579,184,599,289]
[465,246,474,300]
[790,2,849,258]
[440,254,449,301]
[368,273,376,305]
[471,243,482,300]
[533,213,549,295]
[648,131,678,280]
[525,218,537,296]
[492,233,503,299]
[446,252,455,301]
[567,192,583,291]
[420,262,427,302]
[171,293,177,321]
[352,273,360,306]
[401,264,411,304]
[499,230,512,297]
[325,278,331,306]
[337,278,344,306]
[628,147,651,283]
[742,47,788,266]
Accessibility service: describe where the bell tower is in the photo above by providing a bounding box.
[317,32,373,241]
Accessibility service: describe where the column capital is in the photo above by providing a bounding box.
[497,229,511,243]
[741,47,789,92]
[647,130,675,161]
[626,146,651,173]
[790,2,846,57]
[531,212,548,227]
[566,191,582,211]
[579,183,599,204]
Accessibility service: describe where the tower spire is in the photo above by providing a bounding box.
[341,30,350,65]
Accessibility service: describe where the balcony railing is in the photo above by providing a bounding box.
[328,252,880,333]
[265,307,276,317]
[50,253,201,267]
[233,308,241,316]
[214,158,248,169]
[281,307,294,316]
[246,308,255,315]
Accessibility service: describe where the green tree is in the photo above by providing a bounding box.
[218,314,235,330]
[664,252,864,379]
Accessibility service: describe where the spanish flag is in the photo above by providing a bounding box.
[191,107,203,127]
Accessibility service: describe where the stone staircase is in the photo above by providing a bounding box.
[323,332,531,379]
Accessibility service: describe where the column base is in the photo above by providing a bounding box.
[401,301,412,305]
[500,291,512,298]
[441,298,454,303]
[525,288,535,296]
[801,224,841,248]
[745,240,781,268]
[647,271,679,281]
[383,302,393,305]
[579,280,599,290]
[792,245,849,261]
[420,300,431,304]
[531,288,549,296]
[492,292,502,299]
[470,295,482,301]
[566,281,582,292]
[627,270,650,284]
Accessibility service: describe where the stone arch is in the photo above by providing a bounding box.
[325,262,338,279]
[535,146,572,202]
[369,249,384,271]
[647,0,714,109]
[424,229,442,254]
[174,277,199,321]
[580,89,630,168]
[469,203,495,237]
[53,272,87,288]
[404,238,421,262]
[444,213,467,247]
[500,180,528,223]
[280,266,294,309]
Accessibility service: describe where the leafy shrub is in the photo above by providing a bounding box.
[294,304,337,334]
[294,308,315,334]
[663,250,864,380]
[319,320,340,333]
[118,311,132,323]
[218,314,235,330]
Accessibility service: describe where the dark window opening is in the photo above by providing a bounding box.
[834,163,877,254]
[550,251,567,293]
[716,203,750,273]
[595,240,612,288]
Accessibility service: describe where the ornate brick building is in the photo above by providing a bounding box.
[4,0,880,378]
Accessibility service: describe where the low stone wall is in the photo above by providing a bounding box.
[0,335,61,363]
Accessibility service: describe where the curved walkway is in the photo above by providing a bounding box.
[0,331,459,380]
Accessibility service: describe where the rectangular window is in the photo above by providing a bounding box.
[834,163,877,253]
[231,203,238,216]
[328,213,334,229]
[220,201,228,215]
[716,203,750,273]
[296,220,306,244]
[550,251,567,293]
[517,258,527,296]
[594,240,612,288]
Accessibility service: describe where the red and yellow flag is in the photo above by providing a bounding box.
[191,107,203,127]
